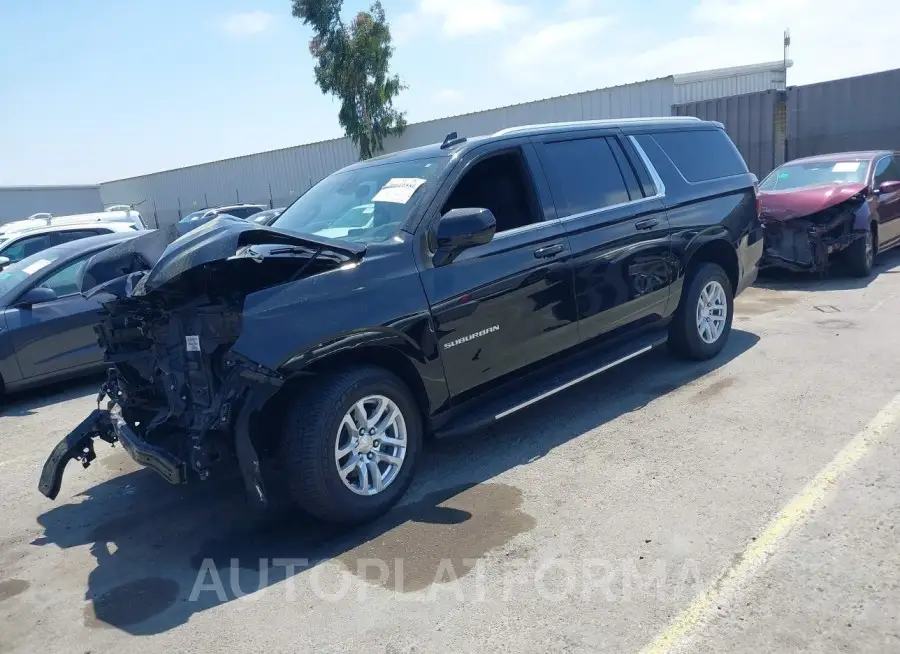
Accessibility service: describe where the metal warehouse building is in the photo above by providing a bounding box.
[100,60,792,228]
[0,185,104,226]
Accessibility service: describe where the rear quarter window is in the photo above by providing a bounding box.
[650,129,747,183]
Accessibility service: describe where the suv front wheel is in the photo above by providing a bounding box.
[278,366,422,524]
[669,262,734,360]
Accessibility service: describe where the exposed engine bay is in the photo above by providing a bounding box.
[38,217,365,506]
[759,187,872,273]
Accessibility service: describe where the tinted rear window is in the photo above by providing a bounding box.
[539,137,630,217]
[650,129,747,182]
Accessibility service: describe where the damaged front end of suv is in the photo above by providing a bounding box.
[758,183,873,274]
[38,216,365,507]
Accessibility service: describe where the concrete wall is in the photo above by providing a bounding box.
[0,186,104,226]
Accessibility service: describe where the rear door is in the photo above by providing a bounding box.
[532,129,674,345]
[7,253,106,380]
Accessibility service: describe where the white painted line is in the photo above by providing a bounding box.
[639,390,900,654]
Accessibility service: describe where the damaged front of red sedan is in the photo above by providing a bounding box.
[758,152,900,277]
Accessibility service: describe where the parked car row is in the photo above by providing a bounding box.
[20,117,900,531]
[0,232,144,397]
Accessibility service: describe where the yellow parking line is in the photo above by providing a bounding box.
[640,390,900,654]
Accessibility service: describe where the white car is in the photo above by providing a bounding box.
[0,208,146,236]
[0,222,143,267]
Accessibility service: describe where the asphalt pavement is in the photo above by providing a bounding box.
[2,252,900,653]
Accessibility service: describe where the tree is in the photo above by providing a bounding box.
[291,0,407,160]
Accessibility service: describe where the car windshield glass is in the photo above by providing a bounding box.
[760,160,869,191]
[271,155,450,243]
[0,251,62,298]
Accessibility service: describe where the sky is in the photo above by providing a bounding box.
[1,0,897,185]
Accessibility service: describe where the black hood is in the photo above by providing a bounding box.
[79,216,366,298]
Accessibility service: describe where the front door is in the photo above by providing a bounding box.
[7,255,106,380]
[417,142,579,403]
[532,131,674,344]
[873,155,900,247]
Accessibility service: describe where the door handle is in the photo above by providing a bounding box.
[635,218,659,231]
[534,244,564,259]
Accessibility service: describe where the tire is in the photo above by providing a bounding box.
[277,366,422,525]
[668,262,734,361]
[846,227,875,278]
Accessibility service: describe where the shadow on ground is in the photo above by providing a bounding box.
[755,247,900,293]
[32,330,759,635]
[1,373,104,418]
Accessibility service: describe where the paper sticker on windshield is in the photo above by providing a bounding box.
[832,162,861,172]
[185,335,201,352]
[22,259,52,275]
[372,178,426,204]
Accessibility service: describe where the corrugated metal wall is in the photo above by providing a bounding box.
[101,137,359,229]
[674,69,787,104]
[100,77,675,227]
[0,186,104,225]
[672,90,786,179]
[787,68,900,160]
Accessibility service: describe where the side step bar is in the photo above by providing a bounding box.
[495,344,656,419]
[435,330,667,439]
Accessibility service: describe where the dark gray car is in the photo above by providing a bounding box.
[0,231,141,399]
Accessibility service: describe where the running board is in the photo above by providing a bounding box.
[434,330,667,439]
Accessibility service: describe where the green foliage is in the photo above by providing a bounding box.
[292,0,407,159]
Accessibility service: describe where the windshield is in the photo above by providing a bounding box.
[760,159,870,191]
[0,250,61,298]
[271,155,450,243]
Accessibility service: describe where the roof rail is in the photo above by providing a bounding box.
[493,116,702,137]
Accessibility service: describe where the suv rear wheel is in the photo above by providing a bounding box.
[278,366,422,524]
[669,262,734,360]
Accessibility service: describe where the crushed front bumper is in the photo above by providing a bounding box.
[760,217,865,274]
[38,405,186,500]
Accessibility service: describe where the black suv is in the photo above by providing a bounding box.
[39,117,763,525]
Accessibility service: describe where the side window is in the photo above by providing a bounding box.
[650,129,747,182]
[874,157,900,185]
[38,256,91,297]
[539,137,630,218]
[2,234,53,263]
[440,149,540,234]
[55,229,100,244]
